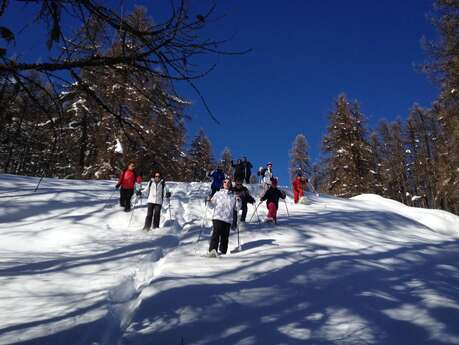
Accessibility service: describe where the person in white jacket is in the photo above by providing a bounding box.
[143,172,171,230]
[208,177,241,255]
[260,162,273,196]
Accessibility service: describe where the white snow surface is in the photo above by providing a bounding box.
[1,174,459,345]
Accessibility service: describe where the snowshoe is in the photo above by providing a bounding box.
[206,249,219,258]
[299,196,311,205]
[230,246,242,254]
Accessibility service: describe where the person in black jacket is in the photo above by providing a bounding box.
[231,159,245,182]
[242,157,253,184]
[231,180,256,228]
[260,177,286,224]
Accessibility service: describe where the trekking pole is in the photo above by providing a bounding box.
[249,201,262,223]
[168,197,172,221]
[237,222,241,251]
[195,199,208,252]
[283,198,290,217]
[103,189,118,210]
[128,193,141,227]
[128,196,139,228]
[310,183,320,197]
[254,205,261,224]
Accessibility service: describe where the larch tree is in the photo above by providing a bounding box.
[221,147,233,177]
[289,134,311,182]
[405,105,439,208]
[187,129,213,182]
[423,0,459,213]
[321,95,372,197]
[376,120,410,204]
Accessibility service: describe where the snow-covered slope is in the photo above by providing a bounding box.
[1,174,458,345]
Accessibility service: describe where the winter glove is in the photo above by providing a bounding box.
[166,192,171,198]
[115,183,120,189]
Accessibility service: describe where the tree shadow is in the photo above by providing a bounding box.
[0,235,179,277]
[120,239,459,345]
[240,239,278,251]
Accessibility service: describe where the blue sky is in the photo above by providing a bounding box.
[175,0,439,184]
[3,0,439,184]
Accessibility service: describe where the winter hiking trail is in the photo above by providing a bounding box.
[1,174,459,345]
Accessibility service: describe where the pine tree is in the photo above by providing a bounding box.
[187,129,213,181]
[220,147,233,177]
[322,95,372,197]
[367,131,385,196]
[312,158,330,194]
[0,75,62,177]
[405,105,439,208]
[289,134,311,182]
[55,7,189,180]
[376,120,410,204]
[423,0,459,213]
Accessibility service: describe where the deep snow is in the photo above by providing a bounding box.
[0,174,458,345]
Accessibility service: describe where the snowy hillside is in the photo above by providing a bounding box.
[1,174,459,345]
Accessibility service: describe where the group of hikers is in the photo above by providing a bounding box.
[115,162,170,230]
[115,159,311,257]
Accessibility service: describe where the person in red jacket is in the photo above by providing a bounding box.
[116,162,142,212]
[292,175,305,204]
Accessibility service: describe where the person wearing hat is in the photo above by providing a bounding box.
[260,177,286,224]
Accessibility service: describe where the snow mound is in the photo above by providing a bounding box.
[351,194,459,235]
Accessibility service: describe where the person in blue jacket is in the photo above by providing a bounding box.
[207,165,226,198]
